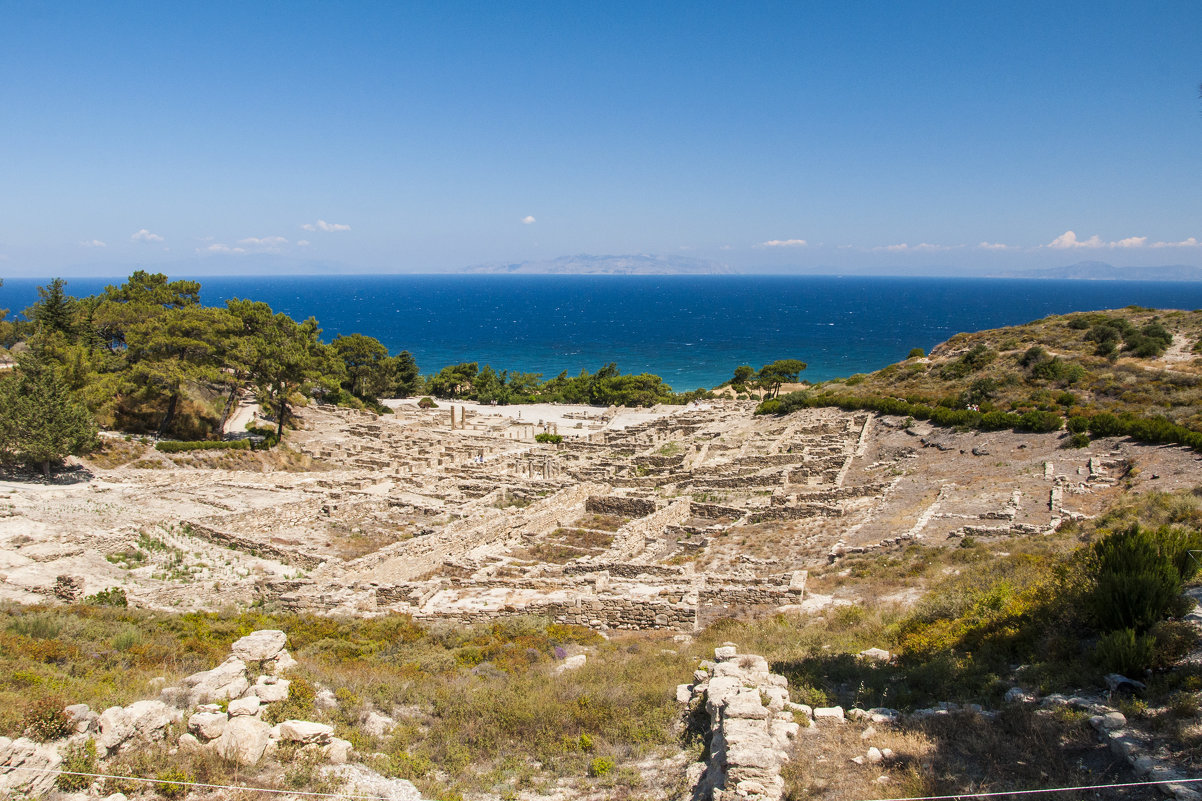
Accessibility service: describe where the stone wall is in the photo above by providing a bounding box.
[585,495,658,518]
[184,522,326,569]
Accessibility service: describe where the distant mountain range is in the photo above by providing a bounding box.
[461,253,732,275]
[994,261,1202,281]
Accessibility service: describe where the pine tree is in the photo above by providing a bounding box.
[0,350,97,477]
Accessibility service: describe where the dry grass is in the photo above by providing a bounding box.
[84,438,154,469]
[784,709,1154,801]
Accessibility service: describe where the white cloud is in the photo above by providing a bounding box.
[759,238,807,248]
[521,215,536,224]
[238,235,288,247]
[81,239,107,248]
[872,242,948,252]
[131,228,164,243]
[1151,237,1200,248]
[301,219,351,232]
[201,243,246,254]
[297,239,311,247]
[977,241,1011,250]
[719,244,732,250]
[1047,230,1149,249]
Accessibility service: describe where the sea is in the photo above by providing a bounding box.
[3,275,1202,391]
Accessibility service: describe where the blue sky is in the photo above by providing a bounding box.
[1,1,1199,276]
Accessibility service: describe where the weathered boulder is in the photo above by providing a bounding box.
[231,630,287,663]
[216,716,272,766]
[126,700,175,739]
[324,763,423,801]
[269,649,298,675]
[64,703,97,733]
[96,706,134,755]
[279,719,335,744]
[314,688,338,711]
[554,654,587,674]
[96,700,176,756]
[0,736,63,797]
[325,737,353,764]
[173,657,249,707]
[188,711,228,741]
[362,711,396,738]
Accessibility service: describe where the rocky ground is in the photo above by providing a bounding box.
[2,400,1199,626]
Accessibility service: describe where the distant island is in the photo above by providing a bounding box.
[460,253,732,275]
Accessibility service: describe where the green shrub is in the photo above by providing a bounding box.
[1089,525,1182,632]
[417,397,437,409]
[155,439,249,453]
[1066,415,1090,434]
[754,399,781,415]
[56,738,97,791]
[156,766,191,799]
[84,587,128,607]
[908,347,925,358]
[264,676,317,724]
[534,433,563,444]
[588,757,615,777]
[1094,628,1156,675]
[22,696,73,741]
[1064,432,1091,449]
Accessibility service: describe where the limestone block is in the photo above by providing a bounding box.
[125,700,175,740]
[178,732,203,751]
[325,763,423,801]
[251,676,291,703]
[64,703,96,733]
[96,706,133,754]
[724,691,771,721]
[232,630,288,662]
[714,645,738,661]
[324,737,353,764]
[278,719,335,744]
[178,657,249,706]
[0,736,63,797]
[867,747,883,763]
[216,716,271,766]
[677,684,693,704]
[228,696,261,717]
[269,649,298,675]
[812,706,845,722]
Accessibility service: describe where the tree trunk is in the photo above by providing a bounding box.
[157,392,179,439]
[277,396,286,439]
[40,460,50,478]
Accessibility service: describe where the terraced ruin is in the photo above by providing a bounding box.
[3,398,1199,629]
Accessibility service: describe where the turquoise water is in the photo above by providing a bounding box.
[4,275,1202,390]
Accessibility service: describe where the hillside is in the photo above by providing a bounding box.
[767,307,1202,446]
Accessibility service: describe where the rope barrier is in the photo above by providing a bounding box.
[4,756,1200,800]
[0,765,393,799]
